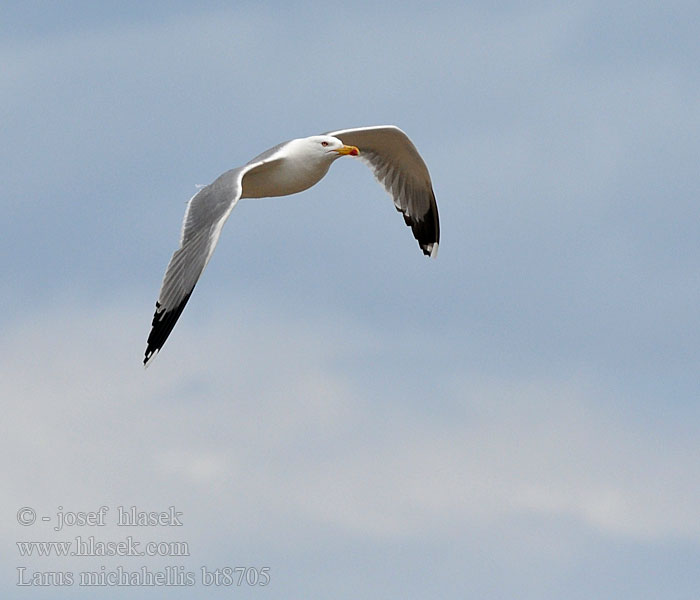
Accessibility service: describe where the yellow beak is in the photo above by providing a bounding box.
[335,144,360,156]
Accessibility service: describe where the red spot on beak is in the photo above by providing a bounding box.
[336,144,360,157]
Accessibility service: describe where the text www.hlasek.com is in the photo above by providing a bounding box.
[17,536,188,558]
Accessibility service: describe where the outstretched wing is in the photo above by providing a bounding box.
[141,147,290,366]
[325,125,439,257]
[144,167,244,366]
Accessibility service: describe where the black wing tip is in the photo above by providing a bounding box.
[420,241,439,258]
[399,193,440,258]
[143,293,193,367]
[143,349,158,368]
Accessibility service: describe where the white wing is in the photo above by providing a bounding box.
[144,154,282,366]
[325,125,440,257]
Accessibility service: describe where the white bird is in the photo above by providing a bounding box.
[144,125,440,366]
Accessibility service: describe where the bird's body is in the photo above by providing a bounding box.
[144,125,440,366]
[240,137,338,198]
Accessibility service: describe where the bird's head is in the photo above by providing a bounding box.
[306,135,359,159]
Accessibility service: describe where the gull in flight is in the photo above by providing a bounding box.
[144,125,440,366]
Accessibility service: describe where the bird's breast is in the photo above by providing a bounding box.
[240,156,331,199]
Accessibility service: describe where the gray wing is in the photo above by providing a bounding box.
[144,167,244,366]
[325,125,439,257]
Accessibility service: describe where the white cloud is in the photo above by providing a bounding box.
[2,298,698,556]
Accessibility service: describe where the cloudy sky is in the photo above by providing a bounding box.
[2,1,699,598]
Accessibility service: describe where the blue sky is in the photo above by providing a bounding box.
[2,2,699,598]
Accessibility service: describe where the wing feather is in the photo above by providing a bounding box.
[325,125,440,256]
[144,166,246,366]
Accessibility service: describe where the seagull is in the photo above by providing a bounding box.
[144,125,440,366]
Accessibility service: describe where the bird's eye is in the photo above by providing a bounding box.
[321,141,329,147]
